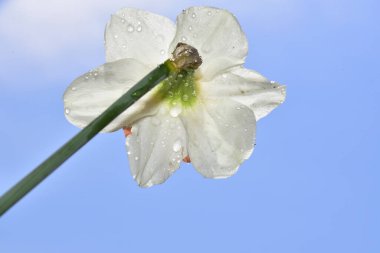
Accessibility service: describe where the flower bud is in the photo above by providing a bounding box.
[171,43,202,70]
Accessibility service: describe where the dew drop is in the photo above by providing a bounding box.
[160,49,165,55]
[222,73,227,78]
[65,108,70,114]
[127,151,131,155]
[121,18,126,23]
[191,13,196,18]
[84,75,89,80]
[134,156,139,161]
[169,122,176,129]
[182,94,189,101]
[114,34,119,39]
[169,105,182,117]
[151,117,161,126]
[71,87,77,91]
[122,44,127,48]
[188,25,193,31]
[172,139,182,152]
[181,36,187,42]
[207,11,212,16]
[136,25,142,32]
[193,33,198,38]
[202,45,211,53]
[127,25,134,32]
[236,106,241,110]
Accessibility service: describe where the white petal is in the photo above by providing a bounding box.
[105,8,176,66]
[126,107,188,187]
[181,98,256,179]
[63,58,160,132]
[169,7,248,81]
[201,67,286,121]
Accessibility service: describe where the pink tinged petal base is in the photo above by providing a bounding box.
[126,107,188,187]
[181,98,256,179]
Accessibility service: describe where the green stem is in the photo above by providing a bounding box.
[0,60,175,217]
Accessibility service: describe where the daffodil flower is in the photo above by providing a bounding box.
[63,7,286,187]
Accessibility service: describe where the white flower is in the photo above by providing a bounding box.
[63,7,286,187]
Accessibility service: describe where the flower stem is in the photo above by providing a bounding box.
[0,60,175,217]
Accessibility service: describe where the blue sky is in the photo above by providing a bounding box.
[0,0,379,252]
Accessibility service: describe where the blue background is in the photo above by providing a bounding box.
[0,0,379,252]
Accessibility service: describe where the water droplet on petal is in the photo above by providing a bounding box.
[181,36,187,42]
[191,13,196,18]
[193,33,198,38]
[71,87,77,91]
[202,45,211,53]
[84,75,89,80]
[236,106,241,110]
[121,18,126,23]
[114,34,119,39]
[160,49,165,55]
[170,105,182,117]
[172,139,182,152]
[169,122,176,129]
[122,44,127,48]
[65,108,70,114]
[127,151,131,155]
[182,94,189,101]
[136,25,142,32]
[127,25,134,32]
[134,156,139,161]
[151,117,161,126]
[207,11,212,16]
[188,25,193,31]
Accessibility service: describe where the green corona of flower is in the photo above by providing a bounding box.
[63,7,286,187]
[158,69,198,107]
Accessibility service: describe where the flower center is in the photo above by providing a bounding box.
[157,69,198,108]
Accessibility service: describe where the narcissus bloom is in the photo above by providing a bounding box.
[63,7,286,187]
